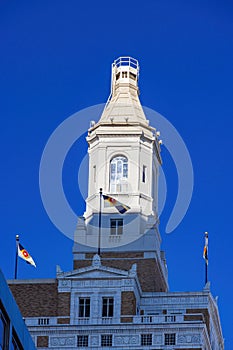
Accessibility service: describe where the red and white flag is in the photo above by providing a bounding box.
[18,243,36,267]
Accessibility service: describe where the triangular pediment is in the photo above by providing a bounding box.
[57,259,130,280]
[63,268,128,279]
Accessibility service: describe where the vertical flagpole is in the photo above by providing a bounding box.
[98,188,103,256]
[204,231,208,285]
[14,235,19,279]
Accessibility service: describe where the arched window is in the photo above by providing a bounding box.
[110,156,128,193]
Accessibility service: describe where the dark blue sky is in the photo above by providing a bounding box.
[1,0,232,347]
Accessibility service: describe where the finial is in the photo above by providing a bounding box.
[92,254,101,268]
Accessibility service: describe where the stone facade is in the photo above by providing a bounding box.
[8,257,224,349]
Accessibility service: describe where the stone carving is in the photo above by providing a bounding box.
[178,335,186,343]
[56,265,62,273]
[61,280,69,287]
[92,254,101,268]
[90,335,99,346]
[131,336,138,344]
[50,336,75,347]
[178,334,200,344]
[129,263,137,277]
[115,336,139,345]
[154,335,162,344]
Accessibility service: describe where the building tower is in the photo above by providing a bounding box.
[73,57,168,292]
[8,57,224,350]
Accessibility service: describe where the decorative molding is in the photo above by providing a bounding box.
[90,335,99,346]
[114,335,139,345]
[50,336,75,347]
[178,333,201,344]
[154,334,162,344]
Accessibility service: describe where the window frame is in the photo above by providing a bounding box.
[101,334,112,347]
[77,335,88,347]
[102,297,114,318]
[141,333,152,346]
[78,297,90,318]
[110,219,123,235]
[142,165,147,183]
[164,333,176,345]
[110,156,128,193]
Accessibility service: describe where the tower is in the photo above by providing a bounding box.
[8,57,224,350]
[73,57,168,292]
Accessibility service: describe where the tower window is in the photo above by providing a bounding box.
[102,297,114,317]
[79,298,90,318]
[101,334,112,347]
[116,72,120,80]
[141,334,152,346]
[164,333,176,345]
[122,71,128,78]
[110,156,128,193]
[110,219,123,235]
[142,165,147,183]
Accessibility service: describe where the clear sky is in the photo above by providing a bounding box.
[0,0,232,348]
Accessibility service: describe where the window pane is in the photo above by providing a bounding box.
[142,165,146,183]
[110,156,128,193]
[123,163,128,178]
[117,160,122,174]
[108,303,113,317]
[110,219,123,235]
[79,298,90,318]
[111,164,116,180]
[102,298,114,317]
[141,334,152,346]
[101,335,112,347]
[77,335,88,347]
[110,220,116,235]
[165,333,176,345]
[118,220,123,235]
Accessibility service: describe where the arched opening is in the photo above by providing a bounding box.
[110,156,128,193]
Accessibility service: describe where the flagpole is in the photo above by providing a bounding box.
[98,188,103,256]
[204,231,208,285]
[14,235,19,279]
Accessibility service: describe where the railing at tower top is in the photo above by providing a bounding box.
[103,57,140,110]
[113,56,139,70]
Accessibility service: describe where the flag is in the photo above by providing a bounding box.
[103,195,130,214]
[203,233,208,265]
[18,243,36,267]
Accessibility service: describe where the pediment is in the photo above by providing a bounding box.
[61,268,128,279]
[56,254,138,280]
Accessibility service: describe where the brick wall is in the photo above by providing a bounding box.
[37,336,48,348]
[121,291,136,315]
[186,308,210,334]
[57,292,70,316]
[74,254,167,292]
[9,282,70,318]
[9,282,58,317]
